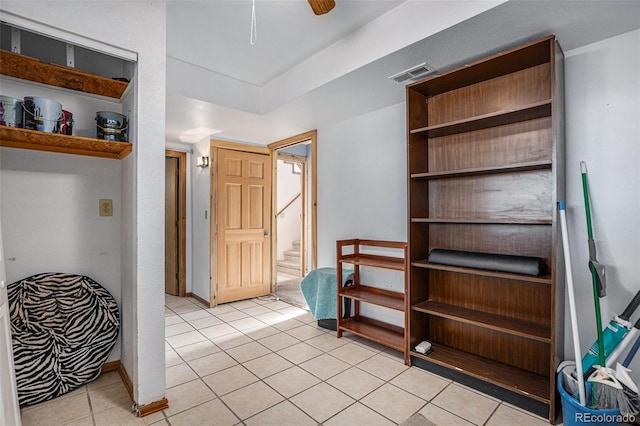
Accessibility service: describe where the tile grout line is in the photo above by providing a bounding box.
[166,300,403,425]
[162,295,521,426]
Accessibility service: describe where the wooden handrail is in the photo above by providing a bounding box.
[276,192,301,217]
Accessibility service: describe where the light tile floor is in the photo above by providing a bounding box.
[20,294,555,426]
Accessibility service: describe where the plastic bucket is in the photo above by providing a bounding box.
[23,96,63,133]
[557,372,623,426]
[96,111,128,142]
[0,95,23,127]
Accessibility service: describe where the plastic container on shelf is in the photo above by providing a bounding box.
[0,95,23,127]
[23,96,63,133]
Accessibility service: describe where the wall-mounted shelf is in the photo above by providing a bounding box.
[0,48,131,159]
[0,50,128,100]
[0,127,131,159]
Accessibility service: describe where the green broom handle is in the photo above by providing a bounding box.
[582,175,594,240]
[581,161,606,367]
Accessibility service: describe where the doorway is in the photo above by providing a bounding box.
[268,131,317,307]
[275,153,306,281]
[165,150,186,297]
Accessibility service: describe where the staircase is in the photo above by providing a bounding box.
[277,240,301,277]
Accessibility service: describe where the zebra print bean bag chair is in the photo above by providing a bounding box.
[8,273,119,406]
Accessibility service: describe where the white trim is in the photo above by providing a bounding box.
[1,11,138,62]
[165,142,193,154]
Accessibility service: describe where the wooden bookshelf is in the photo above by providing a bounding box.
[406,35,564,422]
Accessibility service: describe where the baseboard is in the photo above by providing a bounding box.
[117,362,134,402]
[187,292,210,307]
[137,398,169,417]
[99,360,169,417]
[101,360,120,373]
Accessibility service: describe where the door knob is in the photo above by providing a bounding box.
[264,231,271,237]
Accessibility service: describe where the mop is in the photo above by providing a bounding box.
[606,316,640,367]
[581,290,640,373]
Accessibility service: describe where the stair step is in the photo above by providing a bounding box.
[284,249,300,258]
[278,267,300,277]
[278,259,299,269]
[277,259,300,276]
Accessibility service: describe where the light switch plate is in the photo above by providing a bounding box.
[99,199,113,216]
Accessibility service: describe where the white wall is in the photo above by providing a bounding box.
[317,102,407,267]
[0,148,122,361]
[317,102,407,326]
[191,138,211,302]
[1,1,167,407]
[564,29,640,381]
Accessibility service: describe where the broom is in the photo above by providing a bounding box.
[580,161,629,410]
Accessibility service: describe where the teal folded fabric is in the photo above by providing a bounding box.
[300,267,351,319]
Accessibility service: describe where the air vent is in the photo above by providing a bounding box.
[388,62,434,83]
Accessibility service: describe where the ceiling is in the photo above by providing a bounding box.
[165,0,640,146]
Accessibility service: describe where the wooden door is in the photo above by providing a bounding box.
[216,149,271,304]
[0,219,22,426]
[165,156,179,296]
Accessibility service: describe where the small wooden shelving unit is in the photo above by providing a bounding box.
[406,35,564,423]
[0,49,131,159]
[336,239,409,364]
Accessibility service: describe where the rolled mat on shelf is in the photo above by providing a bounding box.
[428,249,548,276]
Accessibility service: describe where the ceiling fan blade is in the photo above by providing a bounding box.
[308,0,335,15]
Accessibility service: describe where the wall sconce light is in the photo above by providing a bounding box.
[196,156,209,168]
